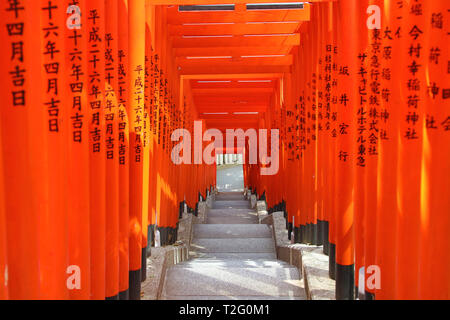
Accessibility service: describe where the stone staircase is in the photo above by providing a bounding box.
[161,192,306,300]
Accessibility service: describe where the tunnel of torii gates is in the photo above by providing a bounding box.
[0,0,448,301]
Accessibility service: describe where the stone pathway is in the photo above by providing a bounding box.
[161,192,306,300]
[216,164,245,192]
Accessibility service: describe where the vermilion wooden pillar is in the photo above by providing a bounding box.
[327,1,339,276]
[117,0,130,300]
[322,0,336,256]
[38,0,69,300]
[334,0,360,300]
[145,1,156,261]
[395,0,426,300]
[105,0,120,300]
[418,0,450,300]
[374,0,402,300]
[65,0,91,300]
[0,126,8,300]
[86,0,107,300]
[128,0,146,300]
[354,0,369,299]
[139,0,153,282]
[315,2,325,247]
[0,0,41,299]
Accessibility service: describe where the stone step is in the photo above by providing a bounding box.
[172,259,292,268]
[189,252,277,259]
[206,209,258,224]
[207,208,257,215]
[162,266,304,298]
[206,216,258,224]
[215,192,246,201]
[207,208,258,222]
[213,200,250,209]
[190,238,276,253]
[194,224,272,239]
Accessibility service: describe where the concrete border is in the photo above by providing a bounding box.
[142,193,212,300]
[255,197,335,300]
[142,244,189,300]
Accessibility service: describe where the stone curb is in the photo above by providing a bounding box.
[142,193,213,300]
[254,196,335,300]
[142,244,189,300]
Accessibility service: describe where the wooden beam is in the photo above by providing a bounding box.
[166,6,310,24]
[205,120,259,125]
[168,22,301,36]
[198,108,267,113]
[174,46,292,57]
[191,80,276,89]
[182,73,284,80]
[204,122,260,130]
[148,0,333,4]
[179,64,290,75]
[196,102,268,109]
[196,105,268,113]
[176,55,293,68]
[197,103,268,109]
[195,95,270,103]
[200,113,261,119]
[192,87,274,95]
[196,101,268,107]
[171,34,300,48]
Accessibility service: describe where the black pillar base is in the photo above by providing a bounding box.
[194,202,199,217]
[141,247,147,282]
[167,227,173,245]
[179,201,184,219]
[169,226,178,245]
[149,224,155,247]
[119,289,129,300]
[158,226,168,246]
[287,222,293,241]
[316,220,324,246]
[165,227,170,246]
[259,190,266,201]
[305,223,312,244]
[336,263,355,300]
[294,226,300,243]
[174,224,179,243]
[365,291,375,300]
[129,269,141,300]
[146,225,152,257]
[296,226,302,243]
[311,223,319,245]
[329,242,336,280]
[300,224,306,243]
[322,221,329,255]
